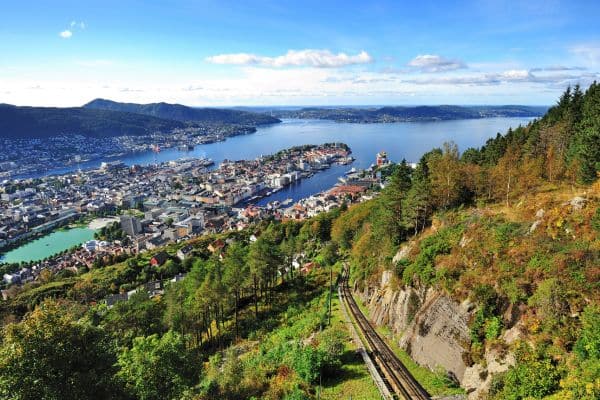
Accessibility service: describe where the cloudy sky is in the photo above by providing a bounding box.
[1,0,599,106]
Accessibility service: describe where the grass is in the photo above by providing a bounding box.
[353,294,465,397]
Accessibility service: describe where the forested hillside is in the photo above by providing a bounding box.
[0,104,184,138]
[84,99,281,125]
[0,100,280,139]
[330,83,600,399]
[272,105,546,122]
[0,84,598,400]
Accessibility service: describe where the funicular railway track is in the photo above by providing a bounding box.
[340,269,430,400]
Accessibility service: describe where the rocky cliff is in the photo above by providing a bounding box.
[354,268,516,399]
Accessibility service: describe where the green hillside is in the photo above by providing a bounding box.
[0,84,598,399]
[0,104,184,138]
[84,98,281,125]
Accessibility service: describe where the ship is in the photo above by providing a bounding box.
[178,144,194,151]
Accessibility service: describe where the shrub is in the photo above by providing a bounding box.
[574,305,600,360]
[591,207,600,232]
[500,357,561,399]
[402,224,464,286]
[484,316,503,341]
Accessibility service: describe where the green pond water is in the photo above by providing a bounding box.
[0,227,97,264]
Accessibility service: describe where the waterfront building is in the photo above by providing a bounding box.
[376,151,388,166]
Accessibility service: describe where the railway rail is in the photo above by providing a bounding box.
[339,268,430,400]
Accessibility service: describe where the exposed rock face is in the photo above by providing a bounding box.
[463,350,515,398]
[355,282,471,383]
[567,196,586,210]
[355,269,519,399]
[399,290,472,383]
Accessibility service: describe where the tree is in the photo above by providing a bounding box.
[223,242,248,338]
[574,305,600,361]
[248,235,282,316]
[401,163,432,234]
[103,291,165,345]
[568,81,600,183]
[318,241,338,267]
[116,330,196,400]
[428,142,464,209]
[0,300,123,400]
[378,159,412,244]
[492,143,521,206]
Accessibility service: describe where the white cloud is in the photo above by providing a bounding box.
[61,21,85,38]
[404,69,598,87]
[408,54,467,72]
[530,65,586,72]
[500,69,531,80]
[570,43,600,65]
[2,62,597,107]
[206,49,373,68]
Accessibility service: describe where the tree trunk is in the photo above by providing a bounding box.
[253,276,259,319]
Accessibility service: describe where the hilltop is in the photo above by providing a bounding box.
[84,98,281,125]
[0,104,185,139]
[0,101,280,139]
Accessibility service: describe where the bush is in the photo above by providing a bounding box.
[500,357,561,399]
[484,316,502,341]
[574,305,600,360]
[317,326,346,374]
[402,224,464,286]
[591,207,600,232]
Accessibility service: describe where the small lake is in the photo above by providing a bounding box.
[0,227,96,264]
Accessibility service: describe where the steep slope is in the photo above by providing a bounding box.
[350,184,599,399]
[84,98,281,125]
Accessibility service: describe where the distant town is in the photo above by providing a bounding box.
[0,123,259,179]
[0,144,392,292]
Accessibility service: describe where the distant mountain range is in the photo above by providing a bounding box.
[83,99,280,126]
[0,100,281,139]
[270,105,548,122]
[0,101,546,139]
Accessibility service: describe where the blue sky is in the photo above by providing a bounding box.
[1,0,599,106]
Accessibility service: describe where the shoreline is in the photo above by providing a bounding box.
[0,220,112,265]
[88,217,120,230]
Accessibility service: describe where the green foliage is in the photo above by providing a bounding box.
[402,224,464,285]
[470,284,503,344]
[470,309,487,344]
[528,278,569,329]
[0,300,123,400]
[591,207,600,232]
[574,305,600,361]
[498,356,561,399]
[116,330,197,400]
[316,241,338,266]
[493,222,523,250]
[101,290,165,345]
[484,316,502,341]
[95,221,126,241]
